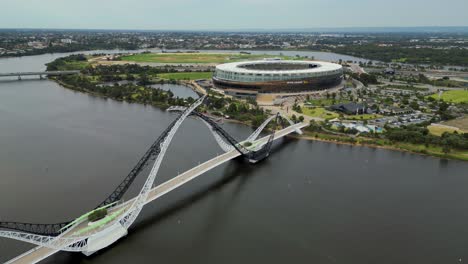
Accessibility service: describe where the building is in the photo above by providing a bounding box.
[380,106,414,116]
[212,60,343,96]
[384,68,396,75]
[60,39,73,44]
[329,103,372,115]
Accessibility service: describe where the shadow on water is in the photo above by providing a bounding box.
[46,138,297,263]
[0,78,46,84]
[129,137,296,235]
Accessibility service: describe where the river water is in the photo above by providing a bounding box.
[0,51,467,264]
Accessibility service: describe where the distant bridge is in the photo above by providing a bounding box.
[1,96,306,263]
[0,71,80,80]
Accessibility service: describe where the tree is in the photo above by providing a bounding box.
[442,144,451,155]
[138,74,151,86]
[410,101,420,110]
[291,114,297,123]
[88,208,107,222]
[298,116,305,122]
[227,103,238,114]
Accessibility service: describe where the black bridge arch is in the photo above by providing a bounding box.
[0,109,287,236]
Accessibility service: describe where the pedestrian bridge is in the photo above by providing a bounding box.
[1,96,306,263]
[0,70,80,80]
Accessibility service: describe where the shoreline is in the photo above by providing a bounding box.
[289,134,467,162]
[50,78,467,162]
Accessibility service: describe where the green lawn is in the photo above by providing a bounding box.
[158,72,212,80]
[302,107,339,120]
[430,90,468,104]
[306,99,350,107]
[392,58,408,63]
[121,52,297,64]
[345,114,383,120]
[442,116,468,131]
[428,125,465,136]
[383,84,429,92]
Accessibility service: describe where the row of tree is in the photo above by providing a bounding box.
[385,125,468,152]
[58,75,190,107]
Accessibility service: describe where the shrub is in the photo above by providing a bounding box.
[88,208,108,222]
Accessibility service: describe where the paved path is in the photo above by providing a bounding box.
[5,123,307,264]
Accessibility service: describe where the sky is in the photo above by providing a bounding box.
[1,0,467,30]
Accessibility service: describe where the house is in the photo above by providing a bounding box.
[380,106,414,116]
[384,68,396,75]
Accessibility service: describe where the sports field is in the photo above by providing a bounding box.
[429,90,468,104]
[120,53,295,64]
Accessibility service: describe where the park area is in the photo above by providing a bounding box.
[120,52,296,64]
[429,116,468,136]
[429,90,468,104]
[306,98,350,107]
[302,107,339,120]
[302,106,381,121]
[157,72,212,80]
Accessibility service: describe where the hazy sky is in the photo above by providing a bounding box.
[1,0,467,30]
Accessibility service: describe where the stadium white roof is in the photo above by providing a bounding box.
[215,60,342,75]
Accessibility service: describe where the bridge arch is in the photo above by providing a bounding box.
[0,96,206,251]
[0,97,303,252]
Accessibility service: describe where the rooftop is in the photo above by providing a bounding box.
[216,60,343,75]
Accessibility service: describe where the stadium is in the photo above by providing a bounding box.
[212,60,344,96]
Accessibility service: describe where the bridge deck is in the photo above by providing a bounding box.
[0,71,80,77]
[5,123,307,264]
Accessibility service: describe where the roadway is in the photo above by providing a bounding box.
[6,123,307,264]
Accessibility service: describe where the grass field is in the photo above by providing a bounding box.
[344,114,383,120]
[302,107,339,120]
[441,116,468,131]
[427,125,464,136]
[429,90,468,104]
[306,99,350,107]
[157,72,212,80]
[121,53,296,64]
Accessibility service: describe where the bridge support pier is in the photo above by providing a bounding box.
[82,223,128,256]
[39,75,44,80]
[17,75,21,81]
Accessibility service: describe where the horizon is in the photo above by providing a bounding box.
[1,0,468,30]
[1,26,468,33]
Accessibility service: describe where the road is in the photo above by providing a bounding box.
[5,123,307,264]
[348,63,367,74]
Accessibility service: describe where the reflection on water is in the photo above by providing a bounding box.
[150,83,199,99]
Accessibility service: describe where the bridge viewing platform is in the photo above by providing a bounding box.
[2,96,307,264]
[0,70,80,80]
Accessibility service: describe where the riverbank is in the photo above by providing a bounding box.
[51,77,468,162]
[291,132,468,161]
[52,77,173,108]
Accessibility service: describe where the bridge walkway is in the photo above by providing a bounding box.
[5,123,307,264]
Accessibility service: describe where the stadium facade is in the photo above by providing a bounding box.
[212,60,343,96]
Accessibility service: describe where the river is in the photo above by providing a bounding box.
[0,51,467,264]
